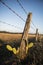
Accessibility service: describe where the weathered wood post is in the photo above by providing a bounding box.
[36,28,38,42]
[19,13,32,59]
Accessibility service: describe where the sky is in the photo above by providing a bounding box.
[0,0,43,34]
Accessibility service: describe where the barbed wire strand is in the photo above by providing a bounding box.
[0,20,22,30]
[17,0,36,29]
[0,0,35,31]
[17,0,27,14]
[0,0,25,22]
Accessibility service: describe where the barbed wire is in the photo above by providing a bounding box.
[0,20,35,31]
[0,0,25,22]
[0,0,35,31]
[17,0,27,14]
[0,20,22,30]
[31,26,35,31]
[17,0,37,29]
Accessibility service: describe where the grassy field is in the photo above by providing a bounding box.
[0,32,43,65]
[0,32,36,46]
[0,33,22,42]
[0,32,43,41]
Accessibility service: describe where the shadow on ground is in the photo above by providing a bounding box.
[0,39,43,65]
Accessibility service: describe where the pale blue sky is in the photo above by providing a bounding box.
[0,0,43,33]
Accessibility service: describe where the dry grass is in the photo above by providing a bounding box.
[0,33,22,42]
[0,33,36,42]
[0,32,43,65]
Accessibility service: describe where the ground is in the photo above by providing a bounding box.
[0,32,43,65]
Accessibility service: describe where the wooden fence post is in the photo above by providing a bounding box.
[36,28,38,42]
[19,13,32,59]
